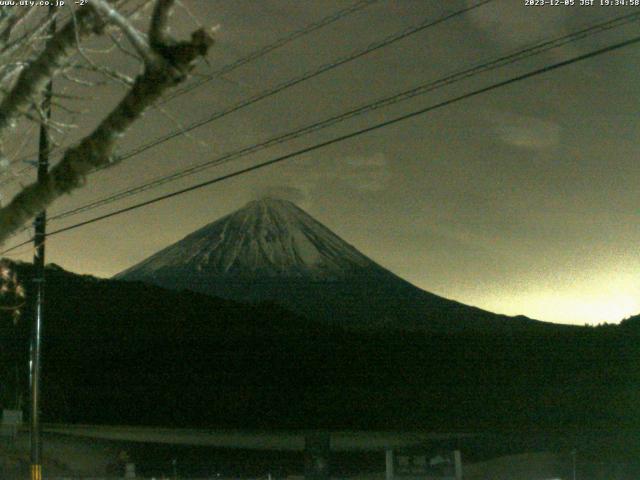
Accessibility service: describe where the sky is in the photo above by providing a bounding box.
[1,0,639,326]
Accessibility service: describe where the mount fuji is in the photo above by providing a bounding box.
[116,198,541,332]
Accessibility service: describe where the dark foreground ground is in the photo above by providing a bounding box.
[1,429,640,479]
[0,264,638,479]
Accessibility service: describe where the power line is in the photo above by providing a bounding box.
[1,0,494,190]
[1,240,36,258]
[0,0,380,185]
[90,0,493,172]
[160,0,381,104]
[2,30,637,255]
[0,1,151,174]
[46,10,640,224]
[1,0,500,246]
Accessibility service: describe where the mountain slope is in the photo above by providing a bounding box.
[116,198,542,332]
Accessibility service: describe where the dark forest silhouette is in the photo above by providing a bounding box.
[0,261,637,435]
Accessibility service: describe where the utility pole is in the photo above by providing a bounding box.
[30,7,55,480]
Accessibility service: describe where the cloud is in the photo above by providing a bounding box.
[249,153,391,208]
[309,152,392,192]
[466,0,568,47]
[487,111,561,149]
[253,185,308,204]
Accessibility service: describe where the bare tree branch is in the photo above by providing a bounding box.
[107,29,143,61]
[89,0,156,64]
[149,0,173,48]
[0,8,33,46]
[69,5,135,87]
[0,8,104,146]
[0,0,214,244]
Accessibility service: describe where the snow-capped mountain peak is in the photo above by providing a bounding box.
[116,197,382,280]
[116,198,540,332]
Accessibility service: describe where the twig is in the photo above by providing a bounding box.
[89,0,156,64]
[0,8,104,141]
[0,0,213,243]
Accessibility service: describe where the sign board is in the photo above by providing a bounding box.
[386,449,462,480]
[304,433,330,480]
[1,409,22,439]
[1,409,22,426]
[124,462,136,478]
